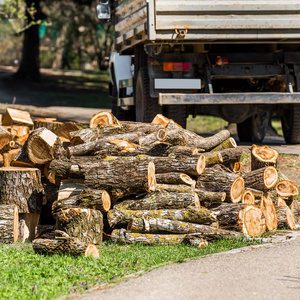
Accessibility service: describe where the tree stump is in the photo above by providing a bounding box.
[0,204,19,243]
[0,167,45,213]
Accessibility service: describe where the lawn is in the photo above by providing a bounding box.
[0,238,259,299]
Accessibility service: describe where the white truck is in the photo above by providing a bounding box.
[97,0,300,143]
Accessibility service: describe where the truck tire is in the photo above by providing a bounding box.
[281,104,300,144]
[237,112,269,143]
[163,105,187,128]
[135,67,162,123]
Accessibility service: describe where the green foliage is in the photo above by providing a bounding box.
[0,238,259,299]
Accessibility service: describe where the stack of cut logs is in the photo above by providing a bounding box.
[0,108,299,254]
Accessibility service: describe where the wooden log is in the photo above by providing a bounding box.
[202,151,223,167]
[2,108,33,126]
[107,206,216,228]
[121,121,163,134]
[26,127,64,164]
[0,204,19,243]
[243,166,278,191]
[210,137,237,152]
[89,111,121,128]
[52,188,111,215]
[242,190,255,205]
[219,147,243,165]
[275,205,296,230]
[33,118,63,131]
[251,145,279,171]
[196,164,245,203]
[260,195,277,232]
[57,179,85,202]
[155,172,194,185]
[32,231,98,256]
[290,200,300,226]
[10,140,34,167]
[0,167,45,213]
[127,217,241,239]
[53,122,81,140]
[2,125,29,138]
[238,205,266,237]
[85,160,156,202]
[157,122,230,151]
[16,133,29,146]
[0,140,22,155]
[3,149,21,167]
[151,114,179,127]
[70,127,101,145]
[18,213,40,242]
[56,208,103,244]
[84,244,100,258]
[0,126,13,149]
[275,180,298,198]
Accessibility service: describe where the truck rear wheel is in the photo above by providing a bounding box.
[163,105,187,128]
[135,67,162,123]
[237,112,269,143]
[281,104,300,144]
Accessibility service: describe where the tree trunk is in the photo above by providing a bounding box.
[275,180,298,198]
[107,206,216,228]
[251,145,279,171]
[0,167,45,213]
[196,164,245,203]
[56,208,103,245]
[0,204,19,243]
[260,195,278,232]
[243,166,278,191]
[127,217,241,239]
[238,205,266,237]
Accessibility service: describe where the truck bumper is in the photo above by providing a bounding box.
[159,93,300,105]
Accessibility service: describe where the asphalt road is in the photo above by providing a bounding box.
[78,232,300,300]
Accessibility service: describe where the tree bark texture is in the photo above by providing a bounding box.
[0,204,19,243]
[243,166,278,191]
[210,137,237,152]
[0,167,45,213]
[107,206,216,228]
[219,147,243,166]
[155,172,193,185]
[56,208,103,244]
[275,206,296,230]
[33,118,63,132]
[196,164,244,203]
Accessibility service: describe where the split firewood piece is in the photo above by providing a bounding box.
[84,244,100,258]
[70,127,102,146]
[0,167,45,213]
[251,145,279,171]
[26,127,64,164]
[275,180,298,198]
[290,200,300,226]
[32,232,97,256]
[89,111,121,128]
[155,172,194,185]
[187,237,209,247]
[16,133,29,146]
[243,166,278,191]
[276,197,288,207]
[33,118,63,131]
[0,126,13,149]
[2,125,30,138]
[196,164,245,203]
[260,195,277,232]
[151,114,181,128]
[275,205,296,230]
[157,122,230,151]
[127,217,241,239]
[242,190,255,205]
[2,108,33,126]
[0,204,19,243]
[0,140,22,155]
[52,188,111,215]
[18,213,40,242]
[210,137,237,152]
[10,140,34,167]
[53,122,82,141]
[219,147,243,166]
[85,160,156,202]
[112,228,186,245]
[57,179,85,202]
[3,149,22,167]
[238,205,266,237]
[56,208,103,244]
[108,206,216,228]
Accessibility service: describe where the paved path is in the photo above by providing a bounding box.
[79,233,300,300]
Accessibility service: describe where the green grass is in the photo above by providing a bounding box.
[0,238,260,299]
[187,115,228,133]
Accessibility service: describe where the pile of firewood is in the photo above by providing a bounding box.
[0,108,299,253]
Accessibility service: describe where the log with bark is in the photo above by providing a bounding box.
[0,141,22,155]
[243,166,278,191]
[3,149,21,167]
[219,147,243,166]
[155,173,194,185]
[0,126,13,149]
[251,145,279,170]
[275,180,298,198]
[55,208,103,244]
[196,164,245,203]
[127,217,241,239]
[53,122,81,140]
[18,213,40,242]
[260,195,277,232]
[32,231,100,256]
[0,167,45,213]
[241,190,255,205]
[275,205,296,230]
[107,206,216,228]
[210,137,237,152]
[290,200,300,226]
[157,121,230,151]
[0,204,19,243]
[34,118,63,131]
[2,108,33,126]
[89,111,121,128]
[151,114,179,127]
